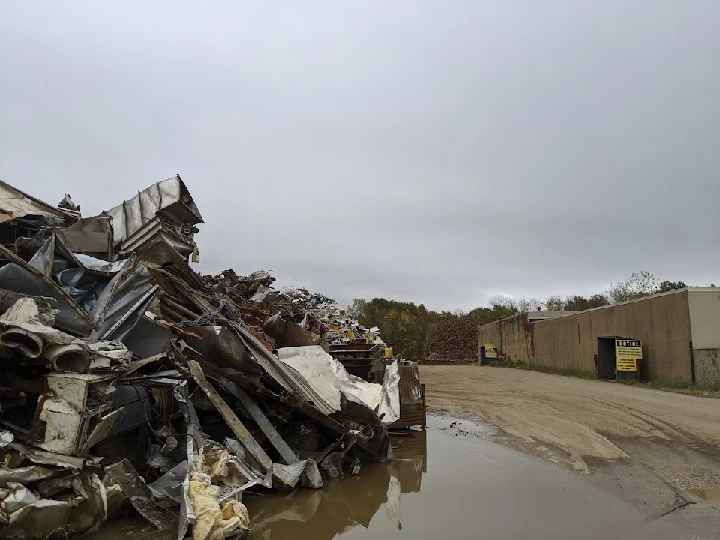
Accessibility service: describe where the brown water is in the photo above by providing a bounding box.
[688,488,720,501]
[91,415,689,540]
[243,416,683,540]
[245,428,428,539]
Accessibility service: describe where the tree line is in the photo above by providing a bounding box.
[347,271,709,359]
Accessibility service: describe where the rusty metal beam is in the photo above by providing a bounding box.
[187,359,272,472]
[210,373,298,465]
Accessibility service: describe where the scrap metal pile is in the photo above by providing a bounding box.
[206,269,385,352]
[0,177,400,539]
[424,313,480,363]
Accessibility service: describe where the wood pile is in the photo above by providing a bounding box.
[424,314,479,363]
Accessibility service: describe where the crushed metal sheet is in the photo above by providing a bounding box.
[234,324,337,417]
[104,459,177,530]
[0,244,96,336]
[0,465,56,487]
[0,180,71,225]
[0,472,107,539]
[148,460,188,503]
[6,443,93,470]
[81,408,124,455]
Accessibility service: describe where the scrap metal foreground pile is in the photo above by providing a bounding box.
[0,177,400,539]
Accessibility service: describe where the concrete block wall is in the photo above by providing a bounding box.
[693,349,720,386]
[687,289,720,386]
[479,289,696,383]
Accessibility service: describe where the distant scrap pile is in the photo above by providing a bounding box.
[424,313,480,363]
[0,176,402,539]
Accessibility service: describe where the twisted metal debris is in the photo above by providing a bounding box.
[0,176,407,539]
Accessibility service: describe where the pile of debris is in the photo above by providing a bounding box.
[206,269,385,352]
[0,176,401,539]
[424,313,480,364]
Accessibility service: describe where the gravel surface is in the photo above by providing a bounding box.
[422,365,720,491]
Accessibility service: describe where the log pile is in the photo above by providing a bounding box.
[424,314,480,363]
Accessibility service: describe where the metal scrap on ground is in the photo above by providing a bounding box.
[0,176,423,539]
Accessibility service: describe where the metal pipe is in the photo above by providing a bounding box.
[0,328,44,358]
[42,343,90,373]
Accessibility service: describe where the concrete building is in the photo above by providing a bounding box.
[478,288,720,385]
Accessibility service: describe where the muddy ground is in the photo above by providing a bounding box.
[422,365,720,486]
[90,409,720,539]
[422,364,720,523]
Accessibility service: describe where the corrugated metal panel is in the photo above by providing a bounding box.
[103,176,204,245]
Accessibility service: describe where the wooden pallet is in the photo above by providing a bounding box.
[389,383,426,430]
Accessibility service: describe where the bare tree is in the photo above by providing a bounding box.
[545,295,565,311]
[606,271,659,303]
[517,298,544,312]
[488,294,517,310]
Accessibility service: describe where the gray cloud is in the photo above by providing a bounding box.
[2,1,718,311]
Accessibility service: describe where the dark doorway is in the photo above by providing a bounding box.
[597,337,616,380]
[479,347,488,365]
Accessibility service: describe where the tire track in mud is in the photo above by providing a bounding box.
[422,366,720,488]
[582,393,719,451]
[426,375,628,472]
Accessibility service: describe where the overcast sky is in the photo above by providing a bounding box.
[1,1,718,311]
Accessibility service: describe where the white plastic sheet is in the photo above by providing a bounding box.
[378,360,401,424]
[276,346,400,425]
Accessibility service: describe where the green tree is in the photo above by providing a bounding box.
[346,298,367,320]
[347,297,445,359]
[657,280,687,293]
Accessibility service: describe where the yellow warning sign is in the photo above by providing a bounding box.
[485,344,497,359]
[616,339,642,372]
[616,358,637,371]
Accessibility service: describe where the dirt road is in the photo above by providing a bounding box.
[422,365,720,491]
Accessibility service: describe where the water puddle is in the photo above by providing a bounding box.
[92,415,684,539]
[687,488,720,502]
[244,415,663,540]
[245,429,427,539]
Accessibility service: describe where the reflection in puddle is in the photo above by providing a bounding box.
[88,416,663,539]
[245,430,427,540]
[687,488,720,501]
